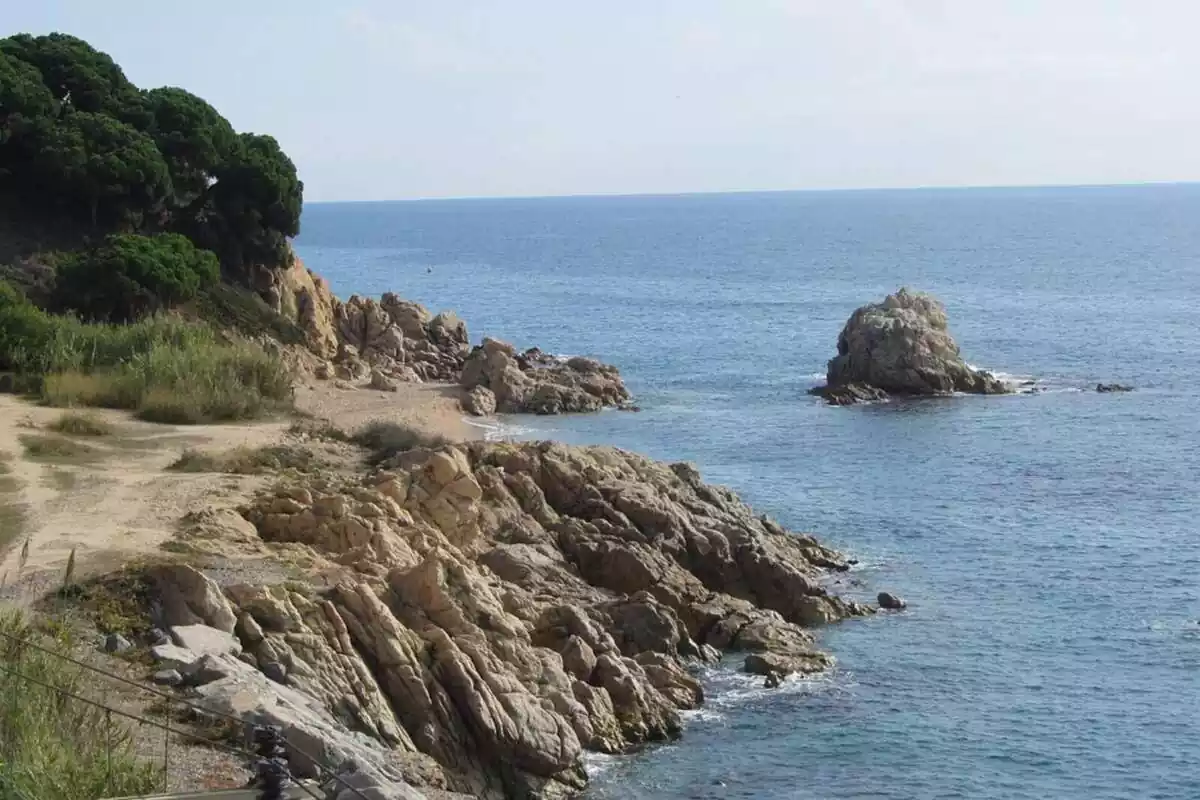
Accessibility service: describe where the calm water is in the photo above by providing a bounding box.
[296,186,1200,800]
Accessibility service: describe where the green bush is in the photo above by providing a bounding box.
[0,283,292,422]
[0,611,161,799]
[53,233,220,322]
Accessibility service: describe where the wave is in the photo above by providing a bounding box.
[462,415,540,442]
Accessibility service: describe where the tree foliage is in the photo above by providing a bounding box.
[0,32,302,278]
[54,233,220,321]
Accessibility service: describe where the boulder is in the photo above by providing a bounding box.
[814,288,1011,403]
[460,338,631,414]
[169,624,243,658]
[103,633,132,654]
[461,386,497,417]
[877,591,907,610]
[146,564,237,633]
[371,369,400,392]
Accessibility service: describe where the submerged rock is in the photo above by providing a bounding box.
[877,592,907,610]
[460,338,632,414]
[814,288,1011,404]
[1096,383,1134,393]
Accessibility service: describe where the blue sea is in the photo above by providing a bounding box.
[296,186,1200,800]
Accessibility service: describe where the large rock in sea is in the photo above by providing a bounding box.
[813,288,1011,403]
[460,337,632,414]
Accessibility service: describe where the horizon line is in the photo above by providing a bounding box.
[305,179,1200,205]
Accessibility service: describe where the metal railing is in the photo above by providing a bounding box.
[0,627,374,800]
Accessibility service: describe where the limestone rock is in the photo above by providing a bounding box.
[460,338,632,414]
[814,288,1012,403]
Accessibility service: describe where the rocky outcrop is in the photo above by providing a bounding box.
[334,293,469,384]
[460,338,632,415]
[166,441,870,798]
[813,288,1011,404]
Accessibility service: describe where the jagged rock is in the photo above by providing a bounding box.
[460,338,631,414]
[169,624,242,658]
[878,591,907,610]
[147,564,238,633]
[810,382,889,406]
[1096,383,1134,393]
[151,643,201,672]
[461,386,497,417]
[814,288,1011,403]
[262,660,288,684]
[220,440,870,797]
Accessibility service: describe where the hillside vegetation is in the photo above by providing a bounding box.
[0,32,303,420]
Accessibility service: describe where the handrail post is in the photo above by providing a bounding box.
[253,724,291,800]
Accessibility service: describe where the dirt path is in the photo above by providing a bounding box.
[0,397,290,598]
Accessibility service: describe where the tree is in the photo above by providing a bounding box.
[53,233,220,321]
[0,33,147,127]
[33,111,172,228]
[191,132,303,274]
[145,87,237,205]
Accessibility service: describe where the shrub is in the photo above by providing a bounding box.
[168,444,320,474]
[19,433,96,461]
[352,420,450,464]
[0,610,161,799]
[53,233,220,322]
[46,411,111,437]
[0,292,293,423]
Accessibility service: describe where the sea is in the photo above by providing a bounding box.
[295,185,1200,800]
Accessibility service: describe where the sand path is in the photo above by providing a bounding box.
[0,380,476,599]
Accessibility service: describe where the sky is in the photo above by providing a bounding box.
[6,1,1200,201]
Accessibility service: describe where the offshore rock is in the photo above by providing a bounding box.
[460,338,632,414]
[815,288,1011,403]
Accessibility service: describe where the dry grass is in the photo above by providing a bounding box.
[352,420,450,464]
[46,411,112,437]
[19,433,97,463]
[167,444,323,475]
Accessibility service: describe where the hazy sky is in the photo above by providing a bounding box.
[7,1,1199,201]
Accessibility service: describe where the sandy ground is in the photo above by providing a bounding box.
[295,378,480,442]
[0,380,477,599]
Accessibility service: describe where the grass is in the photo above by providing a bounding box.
[351,420,451,464]
[167,444,324,475]
[190,282,308,347]
[0,610,161,799]
[2,285,294,424]
[19,433,97,463]
[46,411,112,437]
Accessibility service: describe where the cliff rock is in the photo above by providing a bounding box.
[814,288,1011,403]
[199,441,869,798]
[460,339,631,414]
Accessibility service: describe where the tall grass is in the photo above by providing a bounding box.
[2,285,293,423]
[0,611,161,799]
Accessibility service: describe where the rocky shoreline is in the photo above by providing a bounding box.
[143,439,875,799]
[269,259,634,418]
